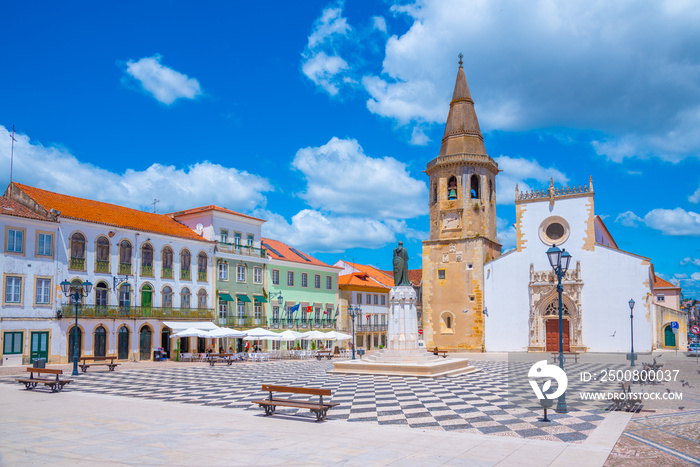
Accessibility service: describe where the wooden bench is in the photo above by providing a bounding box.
[314,350,333,360]
[252,384,339,422]
[551,352,579,364]
[15,368,73,392]
[79,356,120,372]
[206,353,235,366]
[429,348,448,358]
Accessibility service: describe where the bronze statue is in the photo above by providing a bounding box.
[393,241,410,286]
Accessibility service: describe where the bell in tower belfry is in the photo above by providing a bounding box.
[421,55,502,351]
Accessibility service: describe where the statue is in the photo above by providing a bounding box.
[393,241,410,287]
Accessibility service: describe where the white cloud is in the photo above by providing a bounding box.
[681,257,700,267]
[301,52,349,96]
[292,137,427,219]
[372,16,387,33]
[0,126,271,213]
[615,211,642,227]
[690,185,700,203]
[307,5,351,49]
[123,55,202,105]
[642,208,700,236]
[496,217,516,251]
[358,0,700,159]
[493,156,568,205]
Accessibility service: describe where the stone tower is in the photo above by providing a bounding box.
[421,58,501,351]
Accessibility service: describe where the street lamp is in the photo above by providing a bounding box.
[60,279,93,376]
[268,292,284,327]
[546,244,571,414]
[627,299,636,367]
[347,304,362,360]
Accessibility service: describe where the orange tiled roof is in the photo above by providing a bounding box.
[338,272,390,290]
[0,196,54,222]
[408,269,422,286]
[170,205,265,222]
[654,275,680,290]
[12,183,210,243]
[343,262,394,288]
[261,237,339,269]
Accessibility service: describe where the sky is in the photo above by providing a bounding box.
[1,1,700,298]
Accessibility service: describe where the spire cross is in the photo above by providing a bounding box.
[458,53,463,67]
[151,198,159,214]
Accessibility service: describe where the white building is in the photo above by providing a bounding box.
[484,178,659,353]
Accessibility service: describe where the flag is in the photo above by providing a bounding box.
[289,303,300,317]
[366,314,370,320]
[323,309,328,315]
[306,306,313,313]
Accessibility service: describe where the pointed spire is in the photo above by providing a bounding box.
[439,54,487,157]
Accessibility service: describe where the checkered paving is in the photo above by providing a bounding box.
[3,360,628,443]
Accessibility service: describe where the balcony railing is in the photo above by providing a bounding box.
[218,316,267,328]
[217,242,267,258]
[354,324,388,332]
[70,257,85,271]
[181,269,191,280]
[141,265,154,277]
[61,304,214,320]
[162,267,173,279]
[198,271,207,282]
[119,263,132,275]
[267,319,337,330]
[95,260,110,273]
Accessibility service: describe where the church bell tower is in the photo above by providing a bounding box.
[421,56,501,351]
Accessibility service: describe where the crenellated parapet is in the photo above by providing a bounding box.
[515,176,594,205]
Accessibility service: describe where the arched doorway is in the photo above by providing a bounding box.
[141,284,153,311]
[68,326,82,362]
[118,326,130,360]
[664,325,676,348]
[161,327,170,359]
[545,318,570,352]
[94,326,107,357]
[139,326,152,360]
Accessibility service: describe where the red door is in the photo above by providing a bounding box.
[546,319,570,352]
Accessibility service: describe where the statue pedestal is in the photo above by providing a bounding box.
[387,286,419,350]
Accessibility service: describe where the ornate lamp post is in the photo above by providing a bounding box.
[60,279,93,376]
[268,292,284,326]
[627,299,637,367]
[347,305,362,360]
[546,244,571,414]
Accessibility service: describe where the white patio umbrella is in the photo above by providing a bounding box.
[302,330,333,340]
[170,328,209,338]
[324,331,352,341]
[245,327,280,338]
[205,328,247,338]
[276,330,306,341]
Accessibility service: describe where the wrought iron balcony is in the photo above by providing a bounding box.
[162,267,173,279]
[267,318,337,330]
[61,304,214,320]
[119,263,132,275]
[69,257,85,271]
[217,242,267,258]
[141,265,154,277]
[180,269,191,280]
[217,316,266,328]
[198,271,207,282]
[95,260,110,273]
[355,324,388,332]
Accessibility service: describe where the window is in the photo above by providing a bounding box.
[3,331,23,354]
[314,274,321,289]
[287,271,294,287]
[272,269,280,285]
[489,179,493,202]
[220,229,229,243]
[381,295,386,306]
[180,288,191,309]
[119,240,132,274]
[254,303,262,322]
[432,181,438,204]
[180,249,191,279]
[70,232,86,269]
[657,295,665,302]
[326,276,332,290]
[447,175,458,200]
[366,294,371,304]
[219,262,229,280]
[6,228,24,253]
[374,294,378,305]
[95,282,108,307]
[247,234,254,247]
[197,253,208,281]
[438,269,446,279]
[119,283,131,308]
[234,232,241,251]
[301,273,308,288]
[254,267,262,284]
[141,243,154,275]
[446,316,452,329]
[237,299,245,317]
[470,174,480,199]
[538,216,571,246]
[273,306,280,321]
[356,293,362,305]
[237,264,246,282]
[162,246,173,277]
[35,278,51,305]
[162,286,173,308]
[197,289,208,309]
[4,276,22,304]
[36,232,53,256]
[95,236,110,272]
[218,298,228,319]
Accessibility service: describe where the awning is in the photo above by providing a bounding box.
[162,321,219,333]
[236,294,252,303]
[253,295,267,303]
[219,293,234,301]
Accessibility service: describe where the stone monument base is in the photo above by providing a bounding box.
[330,349,478,378]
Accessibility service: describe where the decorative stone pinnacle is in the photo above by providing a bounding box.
[458,53,463,67]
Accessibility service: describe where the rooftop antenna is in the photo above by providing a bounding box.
[151,198,159,214]
[9,125,16,184]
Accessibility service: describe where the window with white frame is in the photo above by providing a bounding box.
[326,276,332,290]
[6,229,23,253]
[95,282,108,307]
[180,287,191,309]
[272,269,280,285]
[37,233,52,256]
[254,303,262,320]
[657,294,665,302]
[4,276,22,303]
[287,271,294,286]
[314,274,321,289]
[218,298,228,319]
[247,234,254,247]
[219,262,229,280]
[119,283,131,308]
[35,278,51,305]
[220,229,229,243]
[301,273,308,287]
[237,299,245,317]
[237,264,246,282]
[273,306,280,320]
[254,267,262,283]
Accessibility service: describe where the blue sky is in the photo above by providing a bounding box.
[1,1,700,298]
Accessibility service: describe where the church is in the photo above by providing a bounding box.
[421,59,685,353]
